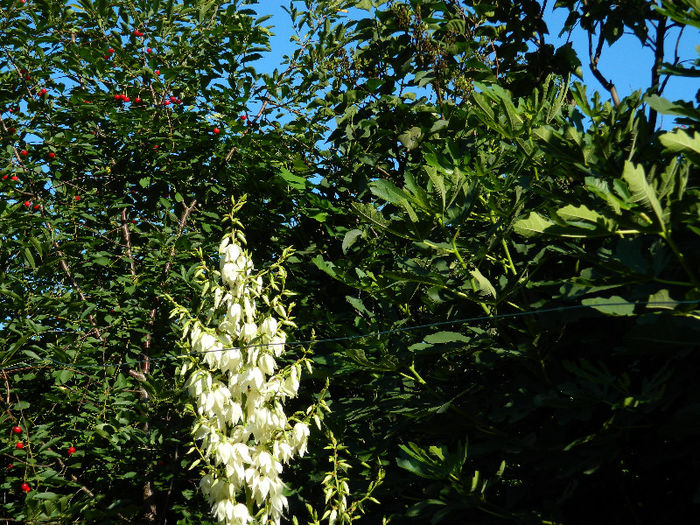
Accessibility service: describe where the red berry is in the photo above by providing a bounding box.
[241,115,247,121]
[16,442,24,449]
[104,54,110,60]
[154,70,160,76]
[2,175,7,179]
[74,196,80,201]
[131,219,137,223]
[39,88,47,95]
[134,97,142,104]
[163,100,170,106]
[9,127,16,133]
[24,201,30,208]
[12,426,22,433]
[114,94,121,100]
[67,446,76,455]
[20,149,28,156]
[213,127,220,134]
[21,482,30,493]
[153,145,159,149]
[20,0,26,4]
[11,175,18,181]
[33,204,40,210]
[48,152,55,159]
[108,48,114,54]
[8,108,12,113]
[147,47,153,53]
[6,463,12,469]
[169,96,176,102]
[123,96,130,102]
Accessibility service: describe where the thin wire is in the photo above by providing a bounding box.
[1,300,698,373]
[197,299,699,354]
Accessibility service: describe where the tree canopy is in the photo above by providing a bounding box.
[1,0,699,523]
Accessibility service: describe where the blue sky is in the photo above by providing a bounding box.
[251,1,698,125]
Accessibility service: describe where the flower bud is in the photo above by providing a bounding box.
[260,317,278,338]
[240,322,257,342]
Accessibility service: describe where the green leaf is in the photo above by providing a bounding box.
[556,204,605,223]
[423,331,470,344]
[57,369,74,384]
[370,179,408,207]
[278,167,307,190]
[470,268,496,298]
[342,229,363,254]
[513,212,554,236]
[367,180,422,224]
[622,161,666,230]
[23,247,36,269]
[646,289,679,310]
[352,202,414,240]
[397,451,438,479]
[311,255,338,279]
[424,166,446,212]
[398,126,422,150]
[659,130,700,157]
[346,296,373,317]
[581,296,635,316]
[33,492,59,500]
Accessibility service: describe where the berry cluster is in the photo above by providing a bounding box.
[8,425,78,494]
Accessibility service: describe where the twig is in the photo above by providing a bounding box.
[1,370,12,419]
[587,22,620,107]
[649,15,667,129]
[121,208,138,279]
[163,199,198,277]
[224,32,313,162]
[659,25,684,95]
[44,222,107,346]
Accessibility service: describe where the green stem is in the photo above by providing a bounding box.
[501,238,516,275]
[661,231,700,288]
[451,231,467,270]
[408,363,426,385]
[652,277,693,287]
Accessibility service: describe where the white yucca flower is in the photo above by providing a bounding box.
[179,209,310,525]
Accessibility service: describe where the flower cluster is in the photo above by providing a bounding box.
[179,220,309,525]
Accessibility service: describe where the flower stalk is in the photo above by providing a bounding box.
[172,197,311,525]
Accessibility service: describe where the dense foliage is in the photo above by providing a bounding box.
[1,0,698,523]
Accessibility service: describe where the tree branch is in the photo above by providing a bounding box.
[45,221,107,347]
[138,198,196,521]
[649,15,667,129]
[660,25,685,94]
[588,23,620,107]
[121,208,138,279]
